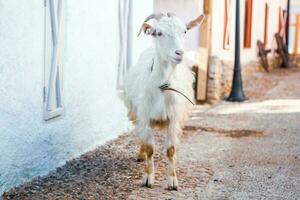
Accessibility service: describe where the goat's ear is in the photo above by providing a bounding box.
[186,14,205,30]
[137,23,154,37]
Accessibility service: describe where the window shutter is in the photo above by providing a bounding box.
[223,0,233,49]
[43,0,64,121]
[264,3,269,48]
[117,0,132,89]
[244,0,253,48]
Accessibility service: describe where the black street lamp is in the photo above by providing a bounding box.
[227,0,246,102]
[286,0,291,50]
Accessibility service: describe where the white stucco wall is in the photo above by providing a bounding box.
[131,1,155,64]
[0,0,153,195]
[211,0,288,64]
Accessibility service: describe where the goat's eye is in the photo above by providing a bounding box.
[184,30,187,34]
[157,32,163,36]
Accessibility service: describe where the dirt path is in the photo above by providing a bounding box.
[2,68,300,200]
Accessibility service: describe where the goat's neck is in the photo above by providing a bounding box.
[153,54,176,84]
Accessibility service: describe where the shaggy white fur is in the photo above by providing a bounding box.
[124,48,194,143]
[124,15,194,142]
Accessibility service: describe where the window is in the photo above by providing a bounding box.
[117,0,132,90]
[264,3,269,47]
[43,0,64,121]
[244,0,253,48]
[223,0,233,49]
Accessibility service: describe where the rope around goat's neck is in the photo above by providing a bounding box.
[150,58,195,106]
[159,83,195,105]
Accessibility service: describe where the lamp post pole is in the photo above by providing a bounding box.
[227,0,246,102]
[286,0,291,50]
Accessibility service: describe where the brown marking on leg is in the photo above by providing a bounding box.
[167,146,175,160]
[141,143,153,159]
[127,112,137,124]
[138,143,154,162]
[137,144,146,162]
[150,119,169,130]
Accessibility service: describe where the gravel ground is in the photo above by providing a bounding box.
[2,67,300,200]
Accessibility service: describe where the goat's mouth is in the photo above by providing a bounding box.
[172,57,183,64]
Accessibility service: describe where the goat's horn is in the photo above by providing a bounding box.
[144,12,164,22]
[167,12,175,17]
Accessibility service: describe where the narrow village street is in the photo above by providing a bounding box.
[3,67,300,200]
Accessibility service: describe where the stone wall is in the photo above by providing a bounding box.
[207,56,233,103]
[206,55,281,103]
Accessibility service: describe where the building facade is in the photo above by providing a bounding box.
[207,0,289,102]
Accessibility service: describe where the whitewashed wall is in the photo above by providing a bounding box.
[0,0,153,195]
[131,1,155,64]
[211,0,288,64]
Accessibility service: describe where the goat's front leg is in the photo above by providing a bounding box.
[141,142,154,187]
[165,122,181,190]
[137,123,155,188]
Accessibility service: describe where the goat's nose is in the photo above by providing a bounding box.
[175,50,184,56]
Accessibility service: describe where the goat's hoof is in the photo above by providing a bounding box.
[167,176,178,191]
[142,174,154,188]
[167,185,178,191]
[142,182,153,188]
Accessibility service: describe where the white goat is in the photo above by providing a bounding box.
[124,13,205,190]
